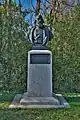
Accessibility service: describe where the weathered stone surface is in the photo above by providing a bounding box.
[27,50,52,97]
[20,96,60,105]
[9,94,70,108]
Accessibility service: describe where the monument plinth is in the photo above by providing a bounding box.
[27,50,52,97]
[9,14,70,108]
[20,50,60,106]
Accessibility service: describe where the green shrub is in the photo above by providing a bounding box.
[49,6,80,93]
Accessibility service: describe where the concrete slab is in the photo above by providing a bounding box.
[9,93,70,108]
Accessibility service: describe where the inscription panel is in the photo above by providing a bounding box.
[30,54,50,64]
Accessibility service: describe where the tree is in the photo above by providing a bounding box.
[0,1,29,94]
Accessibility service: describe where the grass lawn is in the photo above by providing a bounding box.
[0,93,80,120]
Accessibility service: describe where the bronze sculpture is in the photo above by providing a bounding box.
[28,14,53,50]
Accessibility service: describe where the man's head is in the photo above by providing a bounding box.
[35,14,44,28]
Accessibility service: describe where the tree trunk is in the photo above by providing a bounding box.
[35,0,41,16]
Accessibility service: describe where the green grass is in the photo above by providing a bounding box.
[0,94,80,120]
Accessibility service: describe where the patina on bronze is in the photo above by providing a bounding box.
[28,14,53,50]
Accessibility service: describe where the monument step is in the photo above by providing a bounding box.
[9,94,70,108]
[20,97,60,105]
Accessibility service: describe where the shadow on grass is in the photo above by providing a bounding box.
[0,93,15,109]
[65,96,80,102]
[64,96,80,107]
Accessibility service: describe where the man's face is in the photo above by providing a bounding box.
[37,18,43,28]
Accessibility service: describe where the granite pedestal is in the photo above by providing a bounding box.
[9,50,70,108]
[27,50,52,97]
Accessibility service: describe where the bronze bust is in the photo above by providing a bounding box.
[28,14,53,50]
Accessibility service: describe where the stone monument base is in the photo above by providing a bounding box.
[9,93,70,108]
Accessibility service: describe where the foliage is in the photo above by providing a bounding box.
[0,3,31,94]
[47,6,80,93]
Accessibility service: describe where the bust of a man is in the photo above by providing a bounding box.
[29,14,53,50]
